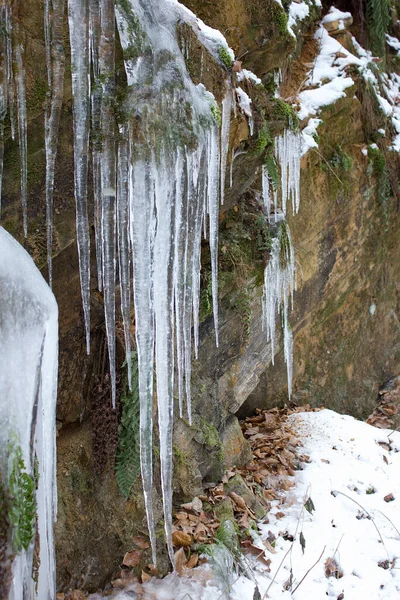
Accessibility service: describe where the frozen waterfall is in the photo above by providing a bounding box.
[0,226,58,600]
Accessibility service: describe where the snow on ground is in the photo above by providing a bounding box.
[103,409,400,599]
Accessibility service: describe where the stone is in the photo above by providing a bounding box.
[220,416,252,470]
[224,475,267,520]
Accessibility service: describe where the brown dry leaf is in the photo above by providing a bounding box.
[172,531,193,547]
[132,536,150,550]
[175,511,190,521]
[186,553,199,569]
[175,547,188,576]
[264,540,277,554]
[324,557,343,579]
[122,549,142,568]
[384,493,395,502]
[194,522,209,542]
[229,491,247,511]
[141,571,151,583]
[275,512,285,519]
[238,513,251,529]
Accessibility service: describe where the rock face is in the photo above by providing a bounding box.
[1,0,400,592]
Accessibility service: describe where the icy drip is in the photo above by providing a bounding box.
[220,89,232,205]
[274,129,301,215]
[99,0,117,406]
[262,129,301,220]
[45,0,65,288]
[89,0,103,292]
[117,128,132,389]
[262,223,295,397]
[117,0,230,565]
[0,7,7,209]
[68,0,91,353]
[0,226,58,600]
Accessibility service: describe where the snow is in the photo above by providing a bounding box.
[0,226,58,600]
[322,7,352,24]
[386,34,400,54]
[236,68,262,86]
[236,87,254,135]
[288,2,310,30]
[107,409,400,600]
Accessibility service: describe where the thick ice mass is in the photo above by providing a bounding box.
[0,226,58,600]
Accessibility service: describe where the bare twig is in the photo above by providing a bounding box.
[263,545,292,599]
[331,490,389,556]
[291,545,326,595]
[388,424,400,438]
[332,533,344,560]
[373,509,400,539]
[311,148,344,184]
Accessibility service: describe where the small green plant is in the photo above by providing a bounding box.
[210,102,222,127]
[115,352,141,498]
[328,145,353,172]
[368,145,392,225]
[274,7,289,36]
[8,444,36,552]
[218,46,233,69]
[255,215,272,253]
[264,151,280,191]
[278,219,291,270]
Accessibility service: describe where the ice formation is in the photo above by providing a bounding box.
[262,129,301,396]
[0,226,58,600]
[262,221,295,397]
[0,5,28,231]
[45,0,66,288]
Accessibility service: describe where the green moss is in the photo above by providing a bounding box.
[273,98,299,130]
[173,445,191,468]
[218,46,233,70]
[274,8,289,36]
[253,121,272,155]
[264,151,280,190]
[200,419,220,449]
[367,145,392,226]
[328,145,353,172]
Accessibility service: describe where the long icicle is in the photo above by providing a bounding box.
[208,125,221,346]
[117,127,132,389]
[45,0,66,288]
[13,21,28,236]
[99,0,117,406]
[89,0,103,291]
[220,88,232,206]
[129,152,157,566]
[68,0,91,352]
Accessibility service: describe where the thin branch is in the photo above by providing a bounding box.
[291,545,326,595]
[311,148,344,184]
[331,490,388,556]
[263,545,292,599]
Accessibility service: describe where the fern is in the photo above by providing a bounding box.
[115,351,141,498]
[366,0,390,58]
[264,152,280,191]
[8,444,36,552]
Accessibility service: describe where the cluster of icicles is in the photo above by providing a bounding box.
[262,130,301,398]
[0,0,302,582]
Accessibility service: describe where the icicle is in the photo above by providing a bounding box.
[129,154,157,567]
[173,149,185,418]
[262,222,295,397]
[45,0,66,288]
[220,89,232,205]
[0,7,7,211]
[154,153,176,568]
[89,0,103,291]
[117,127,132,389]
[274,129,301,217]
[207,125,221,346]
[262,164,271,220]
[13,27,28,236]
[5,7,15,142]
[68,0,91,352]
[99,0,117,406]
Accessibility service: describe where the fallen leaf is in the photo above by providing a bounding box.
[172,531,193,547]
[122,549,142,568]
[229,491,247,511]
[132,536,150,550]
[299,531,306,554]
[141,571,151,583]
[304,497,315,515]
[174,547,187,576]
[186,553,199,569]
